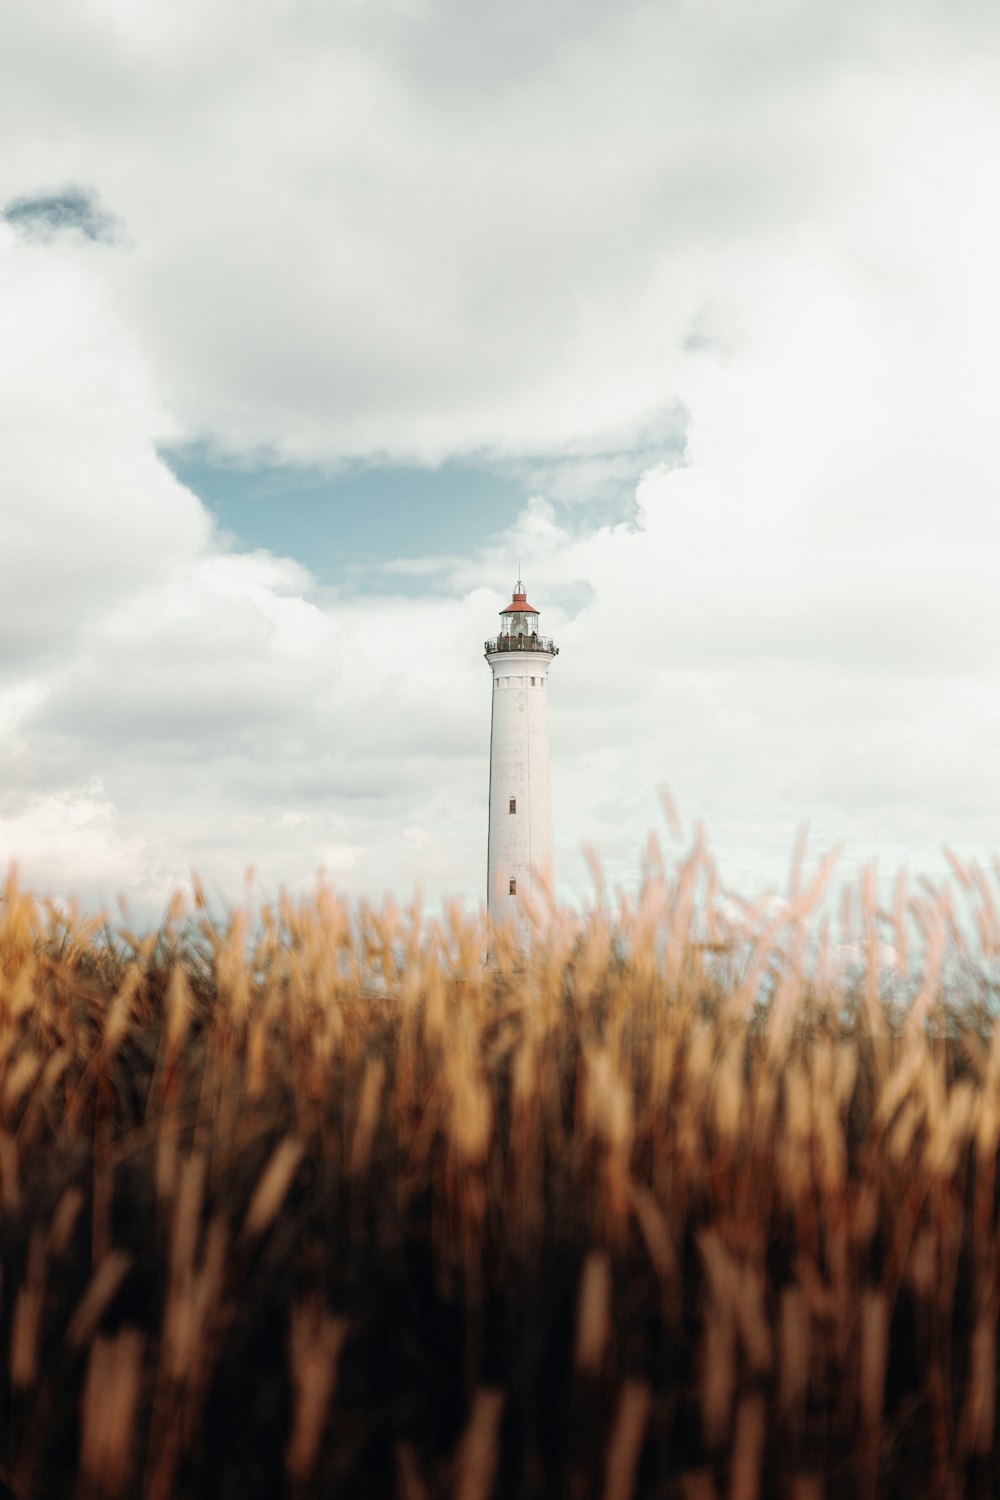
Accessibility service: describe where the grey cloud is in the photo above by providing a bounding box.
[1,0,910,469]
[2,187,116,242]
[381,0,623,96]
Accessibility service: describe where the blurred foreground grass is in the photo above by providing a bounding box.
[1,842,999,1499]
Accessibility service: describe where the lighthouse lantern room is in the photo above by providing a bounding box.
[485,580,558,949]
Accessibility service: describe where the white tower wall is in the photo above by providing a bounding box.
[485,585,557,950]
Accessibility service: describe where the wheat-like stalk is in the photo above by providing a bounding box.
[0,844,997,1497]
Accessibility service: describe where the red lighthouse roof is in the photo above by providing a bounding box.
[499,582,539,615]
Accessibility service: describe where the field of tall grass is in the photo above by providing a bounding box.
[1,838,999,1499]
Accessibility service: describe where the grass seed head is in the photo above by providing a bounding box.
[452,1387,505,1500]
[287,1300,348,1483]
[244,1137,304,1237]
[79,1330,145,1498]
[575,1251,612,1375]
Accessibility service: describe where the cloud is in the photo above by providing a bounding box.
[0,224,210,670]
[2,187,116,243]
[2,0,1000,922]
[0,231,493,913]
[507,406,688,513]
[3,0,977,472]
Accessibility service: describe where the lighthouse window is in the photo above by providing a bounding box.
[530,676,536,686]
[509,797,516,814]
[509,877,517,895]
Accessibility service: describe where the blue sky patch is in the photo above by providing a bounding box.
[161,402,688,590]
[163,449,530,589]
[160,446,671,591]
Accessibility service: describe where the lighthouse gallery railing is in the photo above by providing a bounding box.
[485,634,558,656]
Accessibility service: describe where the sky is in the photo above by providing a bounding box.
[2,0,999,925]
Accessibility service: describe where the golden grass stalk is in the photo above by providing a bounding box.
[0,839,996,1497]
[10,1230,46,1388]
[574,1251,612,1375]
[602,1381,652,1500]
[286,1299,348,1483]
[728,1392,766,1500]
[78,1329,145,1499]
[67,1251,133,1348]
[243,1136,305,1237]
[452,1387,505,1500]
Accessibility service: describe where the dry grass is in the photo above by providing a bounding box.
[0,843,999,1499]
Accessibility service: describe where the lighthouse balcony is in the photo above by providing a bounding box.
[485,633,558,656]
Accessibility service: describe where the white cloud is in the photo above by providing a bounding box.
[0,227,209,667]
[7,0,992,467]
[2,0,1000,920]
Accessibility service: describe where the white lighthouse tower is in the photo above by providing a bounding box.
[485,579,558,948]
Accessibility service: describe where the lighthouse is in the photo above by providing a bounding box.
[485,580,558,948]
